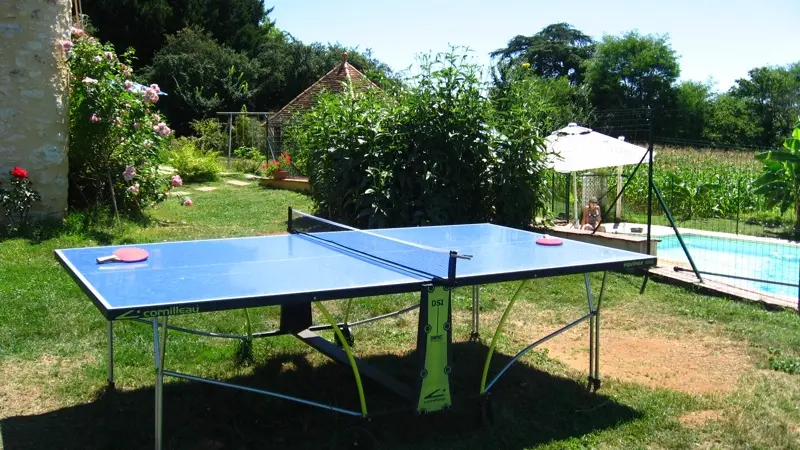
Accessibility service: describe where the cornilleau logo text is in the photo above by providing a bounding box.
[117,306,199,319]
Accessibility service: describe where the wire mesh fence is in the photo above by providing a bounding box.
[548,141,799,306]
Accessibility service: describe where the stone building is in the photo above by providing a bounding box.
[0,0,71,220]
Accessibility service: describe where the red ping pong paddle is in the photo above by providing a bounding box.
[536,234,563,246]
[96,247,149,264]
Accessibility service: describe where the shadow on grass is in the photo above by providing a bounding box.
[0,341,642,450]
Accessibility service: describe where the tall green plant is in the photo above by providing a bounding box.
[298,83,398,227]
[391,49,493,226]
[753,120,800,233]
[489,65,553,228]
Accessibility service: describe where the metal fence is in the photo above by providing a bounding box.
[550,145,799,308]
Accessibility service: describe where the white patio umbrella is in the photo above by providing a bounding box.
[544,123,654,224]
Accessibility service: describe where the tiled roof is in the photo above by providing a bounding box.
[270,52,380,125]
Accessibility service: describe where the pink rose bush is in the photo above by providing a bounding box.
[67,26,177,217]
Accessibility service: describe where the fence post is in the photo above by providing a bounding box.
[736,176,741,235]
[227,114,233,169]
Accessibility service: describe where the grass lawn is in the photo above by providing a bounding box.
[1,175,799,450]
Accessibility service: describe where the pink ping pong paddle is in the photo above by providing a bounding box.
[96,247,149,264]
[535,234,563,246]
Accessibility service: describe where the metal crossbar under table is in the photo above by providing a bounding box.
[147,304,379,450]
[479,271,608,397]
[130,300,423,450]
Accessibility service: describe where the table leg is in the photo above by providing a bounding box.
[594,272,607,390]
[107,320,114,388]
[153,316,169,450]
[470,285,480,341]
[585,272,607,392]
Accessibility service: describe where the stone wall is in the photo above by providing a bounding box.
[0,0,71,220]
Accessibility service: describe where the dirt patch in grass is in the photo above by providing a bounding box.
[496,308,753,395]
[679,410,722,427]
[0,355,92,419]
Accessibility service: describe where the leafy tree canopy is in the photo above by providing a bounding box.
[81,0,274,67]
[490,23,595,85]
[583,31,680,112]
[730,63,800,146]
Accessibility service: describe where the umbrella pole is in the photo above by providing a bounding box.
[573,172,579,226]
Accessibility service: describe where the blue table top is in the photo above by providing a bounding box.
[55,223,655,319]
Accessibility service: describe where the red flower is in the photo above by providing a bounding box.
[10,166,28,179]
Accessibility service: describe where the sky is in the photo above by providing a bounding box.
[265,0,799,92]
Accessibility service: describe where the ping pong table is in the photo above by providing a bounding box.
[55,207,656,449]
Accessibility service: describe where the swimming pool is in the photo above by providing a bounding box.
[657,233,800,298]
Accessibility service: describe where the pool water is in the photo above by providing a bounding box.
[657,234,800,298]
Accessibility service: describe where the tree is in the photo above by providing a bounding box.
[490,23,595,85]
[147,27,264,135]
[490,68,593,135]
[583,31,680,113]
[703,93,763,147]
[660,80,713,141]
[81,0,274,67]
[730,63,800,147]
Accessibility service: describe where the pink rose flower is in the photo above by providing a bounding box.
[62,40,73,52]
[143,88,159,104]
[90,114,100,123]
[70,27,85,37]
[152,125,160,132]
[183,198,192,206]
[127,183,139,194]
[122,166,136,181]
[124,80,133,90]
[171,175,183,187]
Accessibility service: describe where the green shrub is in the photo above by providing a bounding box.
[281,117,312,176]
[232,112,266,151]
[169,138,222,182]
[231,146,264,174]
[191,118,228,153]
